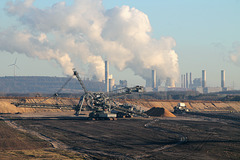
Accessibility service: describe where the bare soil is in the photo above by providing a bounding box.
[0,118,51,151]
[0,115,88,160]
[1,98,240,159]
[1,111,240,160]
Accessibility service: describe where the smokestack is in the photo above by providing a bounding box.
[189,72,192,88]
[184,74,186,88]
[186,73,188,88]
[152,70,156,89]
[105,60,109,92]
[202,70,206,88]
[221,70,225,88]
[181,74,183,88]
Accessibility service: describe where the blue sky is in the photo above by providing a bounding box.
[0,0,240,89]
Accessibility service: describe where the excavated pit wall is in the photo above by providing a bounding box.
[125,99,240,112]
[0,98,239,114]
[0,98,72,114]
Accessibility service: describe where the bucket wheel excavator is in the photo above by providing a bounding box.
[13,69,147,120]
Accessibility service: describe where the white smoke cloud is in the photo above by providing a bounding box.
[87,55,104,80]
[1,0,179,82]
[230,42,240,66]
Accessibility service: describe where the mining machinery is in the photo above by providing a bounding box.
[73,69,146,119]
[13,69,147,119]
[173,103,190,114]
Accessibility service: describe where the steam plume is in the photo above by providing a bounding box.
[230,42,240,66]
[1,0,179,81]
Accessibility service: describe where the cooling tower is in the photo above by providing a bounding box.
[202,70,206,88]
[105,61,109,92]
[221,70,225,88]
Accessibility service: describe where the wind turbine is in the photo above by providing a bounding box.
[8,58,20,77]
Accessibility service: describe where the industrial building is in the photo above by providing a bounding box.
[103,66,230,94]
[104,63,228,94]
[180,70,230,94]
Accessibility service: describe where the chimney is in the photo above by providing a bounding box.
[152,70,156,89]
[221,70,225,88]
[105,61,109,92]
[181,75,183,88]
[189,72,192,88]
[186,73,188,88]
[184,74,186,88]
[202,70,206,88]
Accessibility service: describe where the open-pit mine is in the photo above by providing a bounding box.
[0,97,240,159]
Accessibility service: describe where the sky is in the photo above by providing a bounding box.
[0,0,240,89]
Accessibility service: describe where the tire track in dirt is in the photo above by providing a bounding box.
[0,116,69,149]
[138,118,188,158]
[35,122,135,160]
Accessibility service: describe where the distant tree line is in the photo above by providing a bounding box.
[0,76,104,94]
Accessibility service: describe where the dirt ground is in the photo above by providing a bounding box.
[1,111,240,160]
[0,118,51,150]
[1,97,240,159]
[0,115,89,159]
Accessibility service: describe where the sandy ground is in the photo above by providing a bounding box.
[1,111,239,160]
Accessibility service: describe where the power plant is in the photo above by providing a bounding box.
[2,61,232,94]
[178,70,230,94]
[143,68,231,93]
